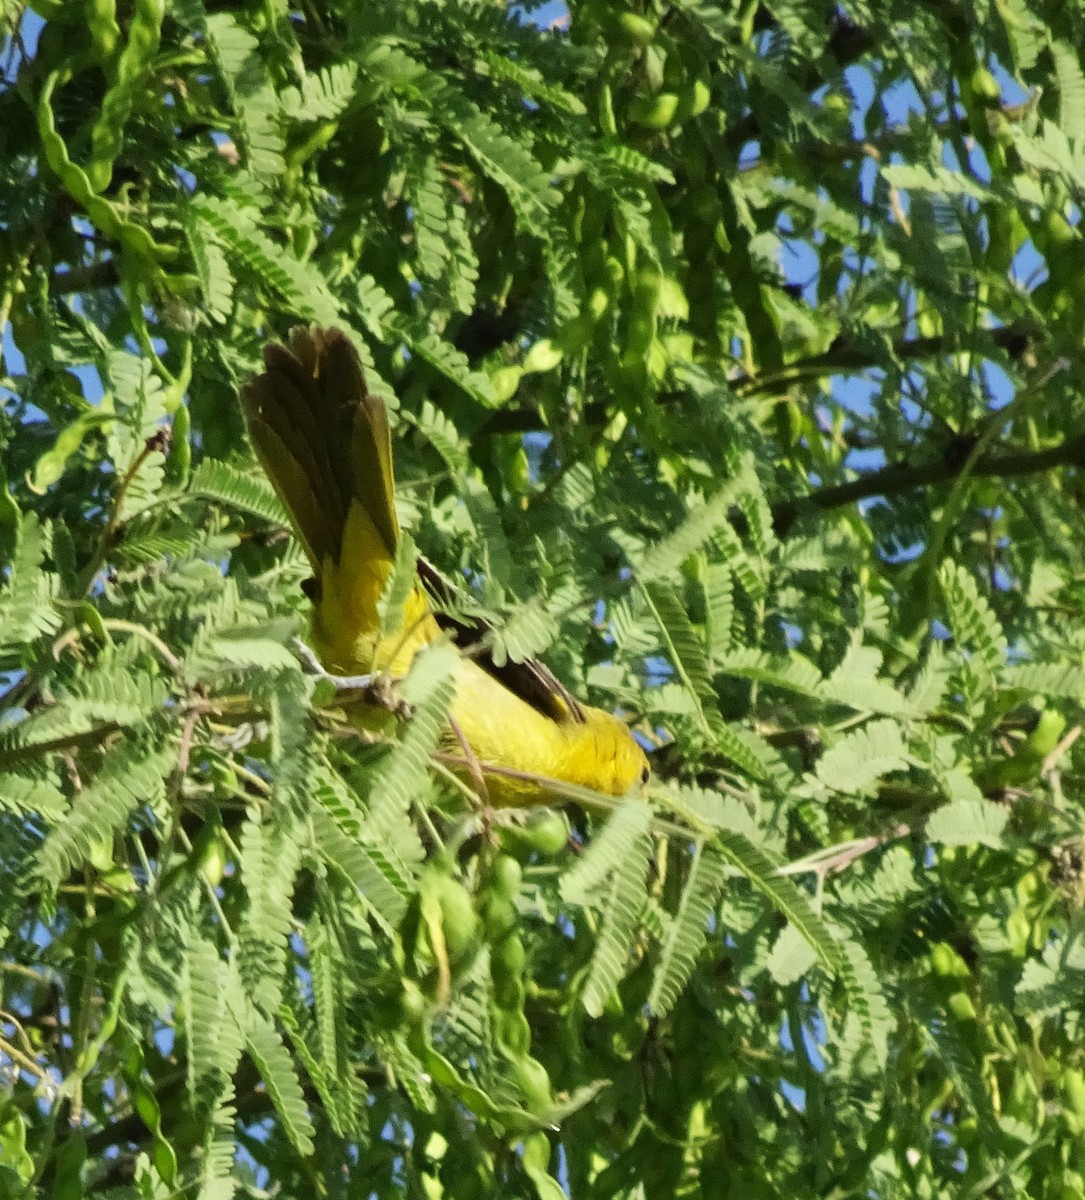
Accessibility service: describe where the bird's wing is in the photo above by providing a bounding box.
[415,556,586,727]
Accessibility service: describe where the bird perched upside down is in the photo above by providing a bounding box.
[241,325,650,806]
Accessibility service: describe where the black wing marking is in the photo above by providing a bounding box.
[415,556,586,726]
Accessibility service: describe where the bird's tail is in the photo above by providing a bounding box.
[241,326,398,570]
[243,327,411,669]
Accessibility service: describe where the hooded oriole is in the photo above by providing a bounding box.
[241,326,649,805]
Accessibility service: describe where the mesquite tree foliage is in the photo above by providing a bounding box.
[3,1,1085,1196]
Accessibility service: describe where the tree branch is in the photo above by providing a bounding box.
[772,434,1085,536]
[732,324,1035,397]
[50,260,119,295]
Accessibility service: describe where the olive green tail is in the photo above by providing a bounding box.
[240,326,398,570]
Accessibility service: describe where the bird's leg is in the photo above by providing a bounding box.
[292,638,412,718]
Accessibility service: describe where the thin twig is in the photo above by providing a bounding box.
[1043,725,1083,776]
[174,824,236,944]
[429,758,489,808]
[0,1035,55,1091]
[776,825,909,881]
[447,715,489,806]
[75,430,172,596]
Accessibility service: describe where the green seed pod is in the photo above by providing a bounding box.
[617,12,656,45]
[398,978,427,1027]
[1024,708,1067,759]
[493,1008,531,1058]
[513,1056,553,1113]
[86,0,121,61]
[604,255,625,294]
[498,810,570,860]
[492,946,524,1009]
[929,941,970,979]
[522,338,563,374]
[946,989,977,1023]
[494,932,526,978]
[164,403,191,486]
[489,365,523,404]
[968,65,1002,103]
[86,0,165,192]
[598,82,618,137]
[687,73,711,117]
[482,896,517,944]
[490,853,523,900]
[431,874,480,963]
[629,91,681,130]
[1063,1069,1085,1122]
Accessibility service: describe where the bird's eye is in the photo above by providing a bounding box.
[640,764,651,785]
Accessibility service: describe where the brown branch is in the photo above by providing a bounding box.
[75,430,172,597]
[483,405,1085,547]
[732,324,1035,397]
[0,724,125,769]
[772,434,1085,536]
[50,260,119,296]
[742,92,1038,174]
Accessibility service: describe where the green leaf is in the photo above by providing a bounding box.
[30,410,112,491]
[1053,38,1085,141]
[405,399,471,476]
[428,83,556,224]
[712,827,844,979]
[205,13,284,179]
[0,514,61,648]
[560,801,653,907]
[311,769,415,931]
[580,829,651,1017]
[1002,661,1085,698]
[814,719,908,793]
[702,560,734,658]
[0,771,66,819]
[238,798,305,1012]
[184,212,235,324]
[938,560,1007,685]
[836,933,893,1067]
[636,484,743,585]
[718,647,823,697]
[820,642,912,715]
[366,642,457,834]
[181,934,241,1107]
[880,163,990,200]
[766,922,818,986]
[283,61,360,121]
[188,458,288,525]
[489,595,560,670]
[927,798,1009,848]
[377,532,421,643]
[234,999,316,1157]
[647,841,728,1016]
[34,741,174,888]
[191,196,340,324]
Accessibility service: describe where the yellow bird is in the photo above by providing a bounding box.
[241,325,650,805]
